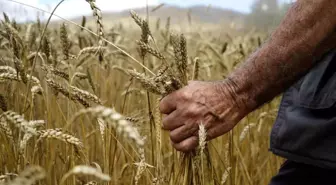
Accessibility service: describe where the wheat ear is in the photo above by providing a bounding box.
[6,166,45,185]
[36,128,84,148]
[46,78,90,108]
[73,106,144,148]
[127,70,165,95]
[1,111,37,136]
[60,165,110,185]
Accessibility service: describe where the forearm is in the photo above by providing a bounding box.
[226,0,336,112]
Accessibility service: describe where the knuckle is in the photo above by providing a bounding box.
[185,104,200,116]
[180,90,192,101]
[186,124,198,136]
[170,131,180,143]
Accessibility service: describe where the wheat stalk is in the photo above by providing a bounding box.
[42,65,69,81]
[0,117,14,143]
[0,94,7,111]
[60,165,110,185]
[70,85,102,105]
[46,78,90,108]
[73,106,144,148]
[136,40,165,60]
[77,46,107,58]
[85,0,104,46]
[0,173,18,183]
[36,128,84,148]
[221,167,232,185]
[2,22,23,45]
[1,111,37,136]
[198,123,206,154]
[239,123,257,142]
[84,181,97,185]
[0,66,17,74]
[60,23,70,60]
[27,120,45,128]
[192,57,200,80]
[127,70,165,95]
[13,58,28,84]
[6,166,45,185]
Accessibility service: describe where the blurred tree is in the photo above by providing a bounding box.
[246,0,290,31]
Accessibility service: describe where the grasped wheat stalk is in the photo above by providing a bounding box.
[130,10,151,58]
[198,123,206,154]
[128,70,165,95]
[192,57,200,80]
[121,88,145,96]
[136,41,165,60]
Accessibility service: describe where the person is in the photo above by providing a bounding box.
[159,0,336,184]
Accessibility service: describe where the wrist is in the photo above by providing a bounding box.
[215,78,257,117]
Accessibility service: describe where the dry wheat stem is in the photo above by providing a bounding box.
[60,165,111,185]
[0,117,14,142]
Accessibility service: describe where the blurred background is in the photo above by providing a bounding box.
[0,1,296,185]
[1,0,295,31]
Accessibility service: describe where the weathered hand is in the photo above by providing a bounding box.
[159,81,249,152]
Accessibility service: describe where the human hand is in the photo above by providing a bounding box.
[159,81,249,152]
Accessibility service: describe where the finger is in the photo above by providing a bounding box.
[170,123,198,143]
[162,110,184,130]
[159,92,178,114]
[206,123,231,141]
[172,136,198,152]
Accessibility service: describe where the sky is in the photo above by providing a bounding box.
[1,0,294,21]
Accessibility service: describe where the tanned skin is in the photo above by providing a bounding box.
[159,0,336,152]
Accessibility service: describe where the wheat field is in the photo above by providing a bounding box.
[0,1,284,185]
